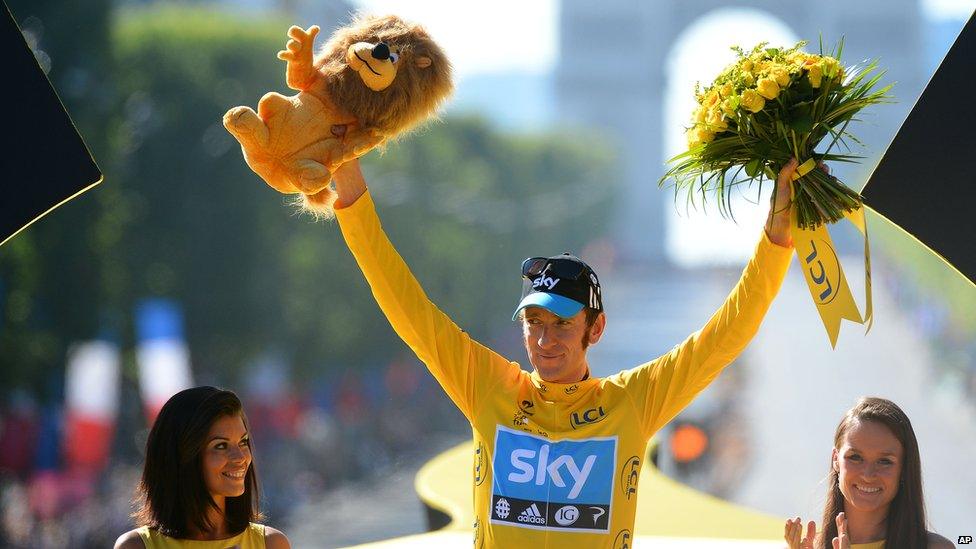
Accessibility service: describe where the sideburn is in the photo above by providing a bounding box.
[580,327,592,350]
[580,308,600,350]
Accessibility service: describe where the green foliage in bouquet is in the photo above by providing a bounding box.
[660,40,892,230]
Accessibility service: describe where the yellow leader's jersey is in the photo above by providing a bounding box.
[336,192,792,549]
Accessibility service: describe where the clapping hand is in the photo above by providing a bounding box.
[832,512,851,549]
[784,511,850,549]
[784,516,816,549]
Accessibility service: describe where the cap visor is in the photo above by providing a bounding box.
[512,292,585,321]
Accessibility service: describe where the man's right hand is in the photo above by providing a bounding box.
[331,158,368,209]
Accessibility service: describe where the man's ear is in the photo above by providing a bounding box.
[587,312,607,345]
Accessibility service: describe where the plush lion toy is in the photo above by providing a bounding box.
[223,15,453,215]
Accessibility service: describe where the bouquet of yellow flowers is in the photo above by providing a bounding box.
[660,41,891,230]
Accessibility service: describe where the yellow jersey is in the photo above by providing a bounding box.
[336,191,791,548]
[136,523,266,548]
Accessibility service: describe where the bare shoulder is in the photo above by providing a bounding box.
[114,529,146,549]
[927,531,955,549]
[264,526,291,549]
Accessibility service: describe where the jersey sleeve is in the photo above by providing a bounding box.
[334,191,521,421]
[616,231,792,438]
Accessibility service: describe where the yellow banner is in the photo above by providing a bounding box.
[786,159,872,347]
[790,205,873,348]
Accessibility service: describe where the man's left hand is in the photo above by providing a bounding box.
[765,158,797,247]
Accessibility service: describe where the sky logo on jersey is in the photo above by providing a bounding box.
[491,426,616,532]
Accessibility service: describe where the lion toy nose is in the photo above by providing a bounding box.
[371,42,390,60]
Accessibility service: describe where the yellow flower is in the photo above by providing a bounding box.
[740,89,765,113]
[770,66,790,86]
[742,72,755,86]
[686,126,715,148]
[719,82,734,97]
[706,109,728,131]
[742,59,754,72]
[822,56,841,79]
[721,96,738,117]
[694,107,707,123]
[703,90,720,108]
[756,77,780,100]
[807,64,823,88]
[789,52,812,70]
[696,127,715,144]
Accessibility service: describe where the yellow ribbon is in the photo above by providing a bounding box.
[789,160,873,348]
[791,158,817,181]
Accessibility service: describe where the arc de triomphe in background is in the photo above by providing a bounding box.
[556,0,923,265]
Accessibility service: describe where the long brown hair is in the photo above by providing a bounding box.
[819,397,927,548]
[133,386,261,538]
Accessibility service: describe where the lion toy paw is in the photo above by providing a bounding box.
[223,15,453,217]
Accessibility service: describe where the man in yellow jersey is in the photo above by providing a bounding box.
[329,157,799,548]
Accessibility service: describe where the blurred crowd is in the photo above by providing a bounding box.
[0,356,467,548]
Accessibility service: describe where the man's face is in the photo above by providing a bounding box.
[521,307,605,383]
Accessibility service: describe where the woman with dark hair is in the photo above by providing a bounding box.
[114,386,289,549]
[784,397,952,549]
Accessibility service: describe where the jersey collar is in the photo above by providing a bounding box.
[529,370,600,402]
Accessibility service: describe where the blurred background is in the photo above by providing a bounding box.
[1,0,975,547]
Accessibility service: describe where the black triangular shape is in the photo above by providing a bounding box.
[861,10,976,286]
[0,0,102,247]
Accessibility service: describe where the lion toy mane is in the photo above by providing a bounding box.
[223,14,453,216]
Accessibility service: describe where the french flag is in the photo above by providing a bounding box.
[136,299,193,423]
[63,340,120,473]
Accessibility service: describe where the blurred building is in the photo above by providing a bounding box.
[449,71,553,132]
[555,0,926,264]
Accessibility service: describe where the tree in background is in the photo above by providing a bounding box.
[1,4,618,393]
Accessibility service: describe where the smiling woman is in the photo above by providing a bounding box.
[113,387,290,549]
[784,397,954,549]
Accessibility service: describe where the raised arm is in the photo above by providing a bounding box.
[619,160,798,437]
[331,160,519,419]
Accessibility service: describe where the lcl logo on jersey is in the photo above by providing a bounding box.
[613,529,633,549]
[570,406,606,429]
[473,517,484,549]
[473,442,486,486]
[491,426,616,533]
[619,456,640,500]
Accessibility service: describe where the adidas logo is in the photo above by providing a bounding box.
[517,503,547,525]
